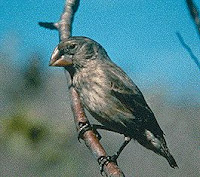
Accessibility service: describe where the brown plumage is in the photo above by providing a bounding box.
[50,36,178,168]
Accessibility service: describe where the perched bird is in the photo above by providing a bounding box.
[49,36,178,168]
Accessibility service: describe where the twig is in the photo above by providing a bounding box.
[39,0,125,176]
[186,0,200,38]
[38,22,58,30]
[176,32,200,71]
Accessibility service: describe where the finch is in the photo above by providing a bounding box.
[49,36,178,168]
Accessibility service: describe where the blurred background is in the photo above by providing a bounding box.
[0,0,199,176]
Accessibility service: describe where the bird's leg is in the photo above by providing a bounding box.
[92,124,131,162]
[91,124,114,132]
[91,124,121,141]
[98,136,131,172]
[110,136,131,163]
[78,122,102,141]
[78,124,113,142]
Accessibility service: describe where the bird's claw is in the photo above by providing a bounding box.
[78,123,101,142]
[98,156,111,175]
[78,122,91,142]
[98,155,119,175]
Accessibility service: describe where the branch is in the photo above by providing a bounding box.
[186,0,200,38]
[176,32,200,71]
[38,22,58,30]
[39,0,125,176]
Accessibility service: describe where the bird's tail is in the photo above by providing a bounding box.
[136,129,178,168]
[164,152,178,168]
[159,138,178,168]
[153,138,179,169]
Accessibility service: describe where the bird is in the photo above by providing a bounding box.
[49,36,178,168]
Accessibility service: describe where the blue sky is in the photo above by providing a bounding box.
[1,0,200,102]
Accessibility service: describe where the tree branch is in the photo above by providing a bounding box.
[39,0,125,176]
[38,22,58,30]
[176,32,200,71]
[186,0,200,38]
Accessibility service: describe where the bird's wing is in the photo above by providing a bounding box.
[105,62,148,111]
[104,62,164,136]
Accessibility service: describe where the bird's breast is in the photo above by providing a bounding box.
[73,66,109,113]
[72,65,136,133]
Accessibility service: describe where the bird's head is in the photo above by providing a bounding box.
[49,36,109,69]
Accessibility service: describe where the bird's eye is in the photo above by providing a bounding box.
[68,44,76,50]
[60,49,65,56]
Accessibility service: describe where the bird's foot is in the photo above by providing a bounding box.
[98,156,111,175]
[98,155,119,175]
[78,122,101,142]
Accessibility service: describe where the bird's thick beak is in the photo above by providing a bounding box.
[49,46,73,67]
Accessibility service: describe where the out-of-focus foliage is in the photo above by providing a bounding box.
[1,114,47,144]
[0,51,81,176]
[0,49,199,177]
[23,54,44,91]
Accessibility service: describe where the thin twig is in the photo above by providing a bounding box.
[186,0,200,38]
[38,22,58,30]
[176,32,200,71]
[39,0,125,176]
